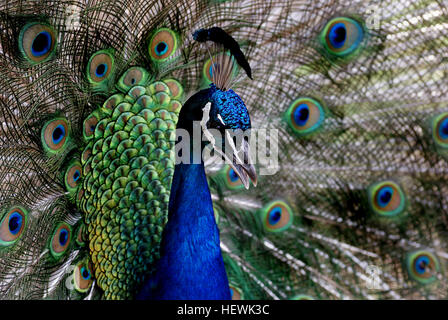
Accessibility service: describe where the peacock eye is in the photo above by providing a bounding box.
[73,260,94,293]
[432,112,448,149]
[285,97,325,136]
[64,160,82,195]
[50,223,72,259]
[229,285,243,300]
[81,266,90,280]
[229,168,239,182]
[95,63,107,77]
[19,22,57,64]
[269,208,282,225]
[117,67,150,92]
[261,201,294,232]
[223,165,243,189]
[0,207,28,246]
[148,28,178,62]
[406,250,440,284]
[202,53,235,84]
[209,63,218,79]
[52,125,65,144]
[321,17,364,57]
[41,118,70,154]
[156,42,168,55]
[87,50,114,84]
[368,181,406,217]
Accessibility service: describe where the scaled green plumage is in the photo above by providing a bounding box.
[79,74,180,299]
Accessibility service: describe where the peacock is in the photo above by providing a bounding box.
[0,0,447,300]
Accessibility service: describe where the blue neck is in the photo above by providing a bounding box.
[137,163,230,300]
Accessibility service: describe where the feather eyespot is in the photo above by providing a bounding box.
[228,167,239,182]
[73,260,94,293]
[202,53,236,84]
[204,60,218,82]
[87,50,114,84]
[224,165,243,189]
[368,181,406,217]
[64,160,82,195]
[0,207,28,246]
[117,67,150,92]
[148,28,178,62]
[229,284,243,300]
[321,17,364,57]
[19,22,57,64]
[50,223,72,259]
[432,112,448,149]
[41,118,70,154]
[406,250,440,284]
[285,98,325,136]
[261,201,293,232]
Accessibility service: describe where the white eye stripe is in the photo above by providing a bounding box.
[201,102,215,145]
[217,114,226,126]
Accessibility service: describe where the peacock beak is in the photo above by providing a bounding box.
[201,102,257,189]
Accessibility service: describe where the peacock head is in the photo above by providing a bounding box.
[206,84,251,132]
[177,83,257,189]
[206,84,257,189]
